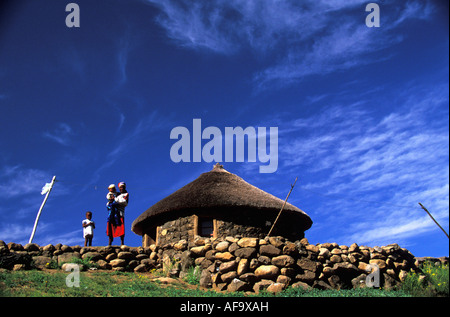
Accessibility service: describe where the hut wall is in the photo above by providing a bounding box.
[142,210,305,246]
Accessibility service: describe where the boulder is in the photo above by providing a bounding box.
[32,256,52,269]
[215,252,235,261]
[219,261,237,274]
[267,282,285,294]
[234,247,256,259]
[271,255,295,267]
[254,265,279,280]
[82,252,103,261]
[118,251,135,260]
[260,244,281,257]
[24,243,40,252]
[57,252,81,265]
[237,238,258,248]
[227,278,250,292]
[215,241,229,252]
[221,271,238,283]
[110,259,127,268]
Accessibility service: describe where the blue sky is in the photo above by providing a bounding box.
[0,0,448,257]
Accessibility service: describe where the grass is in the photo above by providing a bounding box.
[400,261,449,297]
[0,261,447,297]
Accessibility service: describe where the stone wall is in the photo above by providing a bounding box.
[1,238,445,294]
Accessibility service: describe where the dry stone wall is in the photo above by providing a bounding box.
[1,237,444,294]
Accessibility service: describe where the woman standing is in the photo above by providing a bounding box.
[106,182,129,245]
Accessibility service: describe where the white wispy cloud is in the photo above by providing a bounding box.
[42,123,75,146]
[144,0,435,90]
[0,165,51,198]
[275,83,449,246]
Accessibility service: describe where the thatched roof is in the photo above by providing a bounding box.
[131,164,312,235]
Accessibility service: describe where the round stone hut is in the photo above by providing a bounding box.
[131,164,312,246]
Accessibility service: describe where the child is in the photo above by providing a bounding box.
[82,211,95,246]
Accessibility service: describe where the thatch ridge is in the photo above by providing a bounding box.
[131,164,312,235]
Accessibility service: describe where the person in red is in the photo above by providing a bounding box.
[106,182,129,245]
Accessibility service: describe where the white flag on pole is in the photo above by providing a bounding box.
[41,182,52,195]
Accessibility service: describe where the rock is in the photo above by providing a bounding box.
[239,273,259,284]
[267,283,285,293]
[254,265,280,280]
[281,267,296,277]
[271,255,295,267]
[105,253,117,261]
[253,280,274,293]
[305,244,319,253]
[32,256,52,269]
[297,258,319,273]
[24,243,40,252]
[180,250,194,271]
[237,237,258,248]
[82,252,103,261]
[234,247,256,259]
[57,252,81,265]
[331,248,342,255]
[351,274,368,288]
[369,259,386,270]
[227,278,250,292]
[110,259,127,268]
[199,270,212,288]
[291,281,312,291]
[97,260,111,270]
[276,275,291,285]
[260,244,281,257]
[398,270,409,282]
[7,243,23,251]
[348,243,359,253]
[237,258,249,275]
[215,252,235,261]
[173,240,188,251]
[329,255,342,263]
[283,242,298,255]
[134,264,147,272]
[42,244,55,253]
[221,271,238,283]
[190,246,207,256]
[219,261,237,273]
[313,280,333,290]
[319,248,330,258]
[61,245,72,252]
[215,241,229,252]
[268,236,284,248]
[118,251,135,260]
[295,271,316,284]
[13,264,26,271]
[258,255,271,265]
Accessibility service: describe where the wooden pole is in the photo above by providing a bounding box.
[418,202,449,239]
[267,177,298,237]
[29,176,57,244]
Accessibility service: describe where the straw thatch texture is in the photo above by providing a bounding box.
[131,164,312,236]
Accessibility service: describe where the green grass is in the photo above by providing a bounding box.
[0,261,447,297]
[400,261,449,297]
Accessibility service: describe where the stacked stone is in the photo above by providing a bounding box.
[155,236,422,293]
[0,240,157,272]
[0,238,427,294]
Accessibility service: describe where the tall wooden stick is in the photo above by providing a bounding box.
[267,177,298,237]
[418,202,449,239]
[29,176,57,244]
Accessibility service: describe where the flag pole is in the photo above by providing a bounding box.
[29,175,57,244]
